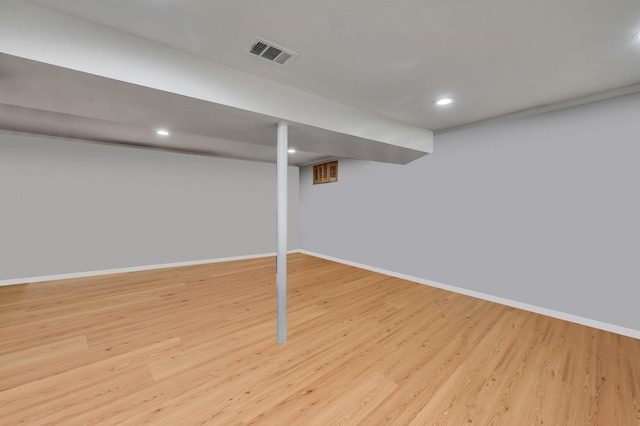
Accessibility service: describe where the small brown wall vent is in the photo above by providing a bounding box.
[313,161,338,185]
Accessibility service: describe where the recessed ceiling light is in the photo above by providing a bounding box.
[434,97,455,106]
[288,149,296,153]
[156,129,170,136]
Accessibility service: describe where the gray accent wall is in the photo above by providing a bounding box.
[1,133,299,280]
[299,92,640,332]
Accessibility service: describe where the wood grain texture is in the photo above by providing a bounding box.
[1,253,638,425]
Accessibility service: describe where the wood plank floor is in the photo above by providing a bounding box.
[1,253,639,425]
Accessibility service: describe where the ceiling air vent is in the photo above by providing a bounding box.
[246,37,298,66]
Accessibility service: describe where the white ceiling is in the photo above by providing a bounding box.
[3,0,640,162]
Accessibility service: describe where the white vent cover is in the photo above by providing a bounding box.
[246,37,298,66]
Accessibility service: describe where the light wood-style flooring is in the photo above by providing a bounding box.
[1,253,639,425]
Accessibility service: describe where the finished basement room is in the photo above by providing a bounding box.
[1,0,639,424]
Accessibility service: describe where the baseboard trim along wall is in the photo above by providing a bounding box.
[0,250,301,287]
[5,248,638,340]
[298,249,640,340]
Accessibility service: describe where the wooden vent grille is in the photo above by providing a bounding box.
[313,161,338,185]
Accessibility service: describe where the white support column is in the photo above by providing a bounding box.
[276,122,288,343]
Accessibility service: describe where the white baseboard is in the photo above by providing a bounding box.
[0,250,301,287]
[298,249,640,340]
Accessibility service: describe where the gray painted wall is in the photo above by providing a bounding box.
[0,133,298,280]
[299,92,640,332]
